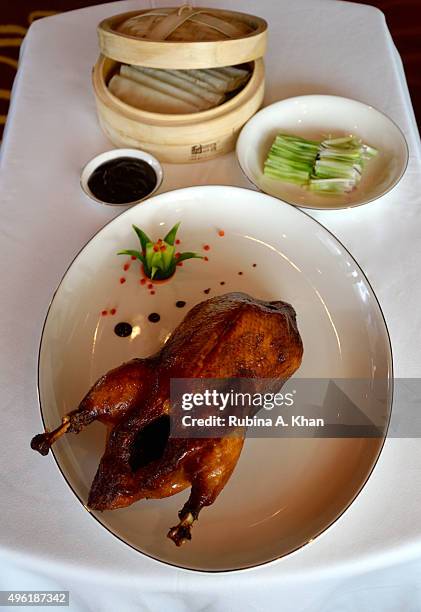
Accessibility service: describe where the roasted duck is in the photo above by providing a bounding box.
[32,292,303,545]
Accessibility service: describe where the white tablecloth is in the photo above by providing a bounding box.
[1,1,421,610]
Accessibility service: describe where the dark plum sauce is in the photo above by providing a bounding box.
[88,157,157,204]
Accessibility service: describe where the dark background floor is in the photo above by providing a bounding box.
[0,1,419,139]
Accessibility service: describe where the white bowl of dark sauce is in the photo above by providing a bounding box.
[81,148,163,206]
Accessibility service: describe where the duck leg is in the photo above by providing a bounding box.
[31,358,154,455]
[168,435,245,546]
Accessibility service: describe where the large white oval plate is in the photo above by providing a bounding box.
[38,185,392,572]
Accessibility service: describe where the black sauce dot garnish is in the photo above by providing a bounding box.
[176,301,186,308]
[252,263,257,268]
[204,288,211,294]
[238,271,243,275]
[114,322,132,337]
[220,281,225,286]
[148,312,161,323]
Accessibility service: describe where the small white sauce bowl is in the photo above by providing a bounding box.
[80,148,163,206]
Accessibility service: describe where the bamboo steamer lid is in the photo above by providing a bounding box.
[97,5,267,69]
[93,4,268,162]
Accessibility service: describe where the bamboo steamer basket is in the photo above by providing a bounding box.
[92,5,268,163]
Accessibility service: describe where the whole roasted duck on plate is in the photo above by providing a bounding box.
[32,292,303,545]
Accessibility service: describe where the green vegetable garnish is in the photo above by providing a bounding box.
[263,134,378,194]
[118,222,203,280]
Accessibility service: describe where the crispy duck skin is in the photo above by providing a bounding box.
[31,292,303,545]
[31,359,155,456]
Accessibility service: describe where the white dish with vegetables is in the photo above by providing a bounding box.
[236,95,408,210]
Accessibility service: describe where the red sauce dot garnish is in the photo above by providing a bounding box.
[218,230,225,237]
[175,239,181,245]
[153,245,159,252]
[123,263,130,271]
[204,288,211,294]
[204,256,209,262]
[140,278,146,285]
[220,281,225,285]
[203,244,210,251]
[177,262,183,267]
[110,308,116,315]
[160,245,166,252]
[101,310,108,316]
[150,290,156,295]
[120,277,126,284]
[131,255,137,260]
[147,283,153,289]
[175,252,181,258]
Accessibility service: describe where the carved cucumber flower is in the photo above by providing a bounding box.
[118,222,203,280]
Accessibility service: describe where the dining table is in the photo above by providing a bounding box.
[1,0,421,610]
